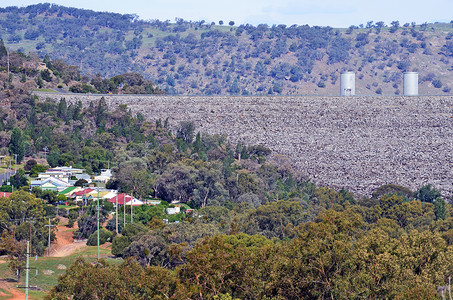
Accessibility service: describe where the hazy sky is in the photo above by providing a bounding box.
[2,0,452,28]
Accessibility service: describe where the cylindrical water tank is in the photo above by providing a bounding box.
[340,72,355,96]
[403,72,418,96]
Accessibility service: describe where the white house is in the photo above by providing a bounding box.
[167,207,181,215]
[94,169,113,183]
[30,177,71,192]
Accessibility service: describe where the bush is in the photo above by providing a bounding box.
[87,229,113,246]
[67,209,79,228]
[432,79,443,88]
[24,159,37,171]
[111,235,131,257]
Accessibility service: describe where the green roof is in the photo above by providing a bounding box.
[58,186,77,195]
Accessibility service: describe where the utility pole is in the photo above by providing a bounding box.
[97,185,100,260]
[115,193,118,233]
[123,194,126,228]
[14,154,17,174]
[25,241,29,300]
[26,220,35,255]
[131,194,133,224]
[45,219,54,256]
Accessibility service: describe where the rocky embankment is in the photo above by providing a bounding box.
[36,92,453,197]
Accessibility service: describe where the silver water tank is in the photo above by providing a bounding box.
[403,72,418,96]
[340,72,355,96]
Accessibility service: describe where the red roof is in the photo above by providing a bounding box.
[108,193,134,205]
[0,192,12,198]
[73,188,94,196]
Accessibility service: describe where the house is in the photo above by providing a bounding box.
[85,190,114,201]
[147,200,162,206]
[58,186,81,197]
[38,170,71,183]
[108,193,143,207]
[69,173,92,186]
[101,190,118,200]
[30,177,71,192]
[94,169,113,183]
[38,166,87,184]
[167,207,181,215]
[71,188,95,202]
[0,192,12,198]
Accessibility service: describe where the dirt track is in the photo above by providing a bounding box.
[50,219,87,257]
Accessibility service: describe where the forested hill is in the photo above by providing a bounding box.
[1,3,453,96]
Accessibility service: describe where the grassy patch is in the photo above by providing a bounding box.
[0,246,120,299]
[33,89,57,93]
[0,288,13,300]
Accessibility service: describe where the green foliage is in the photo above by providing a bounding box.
[0,191,50,255]
[24,159,37,171]
[111,235,131,257]
[30,164,47,177]
[87,229,113,246]
[0,39,7,59]
[434,197,447,220]
[10,169,28,188]
[414,184,441,203]
[8,127,25,163]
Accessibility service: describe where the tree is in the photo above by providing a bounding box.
[229,21,235,26]
[390,21,400,33]
[219,20,224,25]
[24,159,37,171]
[8,127,25,163]
[414,184,441,203]
[434,197,447,220]
[176,121,195,144]
[0,39,7,59]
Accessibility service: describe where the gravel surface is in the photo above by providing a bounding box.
[36,93,453,197]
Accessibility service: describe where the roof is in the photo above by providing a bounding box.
[73,188,95,196]
[0,192,12,198]
[58,186,78,195]
[30,177,70,188]
[108,193,143,206]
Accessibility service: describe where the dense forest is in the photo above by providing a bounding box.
[1,3,453,95]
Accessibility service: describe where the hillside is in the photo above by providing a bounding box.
[1,3,453,95]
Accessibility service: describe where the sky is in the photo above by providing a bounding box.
[2,0,452,28]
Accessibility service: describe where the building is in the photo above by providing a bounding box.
[30,177,71,191]
[94,169,113,183]
[0,192,12,198]
[167,207,181,215]
[108,193,143,207]
[71,188,95,202]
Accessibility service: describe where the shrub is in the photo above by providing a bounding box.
[111,235,131,257]
[87,229,113,246]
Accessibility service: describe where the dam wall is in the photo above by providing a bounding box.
[35,92,453,196]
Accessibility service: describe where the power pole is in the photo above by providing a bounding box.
[123,194,126,228]
[97,185,100,260]
[131,194,133,224]
[45,219,55,256]
[25,241,29,300]
[14,154,17,174]
[26,220,35,255]
[115,193,118,233]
